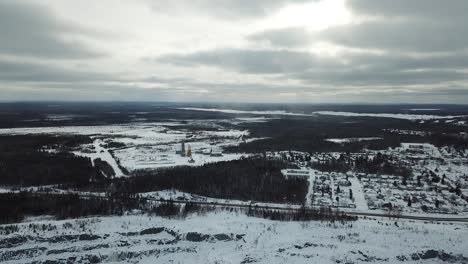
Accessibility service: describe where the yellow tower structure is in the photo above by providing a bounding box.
[186,145,192,158]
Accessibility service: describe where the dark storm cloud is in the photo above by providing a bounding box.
[0,1,103,59]
[150,0,312,19]
[156,48,340,74]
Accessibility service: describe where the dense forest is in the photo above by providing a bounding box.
[224,117,405,154]
[0,192,142,224]
[226,116,468,154]
[0,192,357,224]
[0,135,106,186]
[124,158,308,204]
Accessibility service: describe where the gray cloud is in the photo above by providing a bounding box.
[326,0,468,52]
[150,0,312,19]
[320,20,468,53]
[247,0,468,53]
[347,0,468,20]
[0,1,104,59]
[248,27,311,48]
[293,69,468,86]
[248,21,468,53]
[1,0,468,103]
[157,48,340,74]
[155,44,468,86]
[0,60,111,83]
[347,52,468,71]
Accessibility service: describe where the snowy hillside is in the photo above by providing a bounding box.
[1,212,467,263]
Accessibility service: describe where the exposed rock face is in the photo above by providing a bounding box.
[0,226,246,263]
[185,232,210,242]
[140,227,165,235]
[399,250,468,263]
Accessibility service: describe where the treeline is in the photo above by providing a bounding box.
[0,192,142,224]
[148,201,357,222]
[248,206,357,222]
[125,158,308,204]
[226,115,468,153]
[94,158,116,178]
[397,133,468,150]
[228,136,401,154]
[312,153,412,177]
[0,135,106,187]
[225,117,406,154]
[1,192,357,224]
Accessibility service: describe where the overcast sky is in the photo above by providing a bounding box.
[1,0,467,103]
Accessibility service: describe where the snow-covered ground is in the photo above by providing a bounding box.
[1,212,467,263]
[306,170,315,206]
[325,137,382,143]
[73,139,125,177]
[0,120,255,172]
[177,108,313,116]
[141,189,301,210]
[407,109,443,111]
[348,176,368,211]
[116,148,247,170]
[314,111,466,120]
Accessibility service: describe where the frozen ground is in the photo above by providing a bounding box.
[0,120,254,172]
[73,139,125,177]
[1,212,467,263]
[325,137,383,143]
[314,111,467,120]
[177,108,313,116]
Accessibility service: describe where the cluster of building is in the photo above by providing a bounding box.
[272,139,468,215]
[175,142,225,163]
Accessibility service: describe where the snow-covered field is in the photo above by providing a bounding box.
[0,120,255,172]
[176,107,468,122]
[177,108,313,116]
[314,111,467,120]
[325,137,383,143]
[73,139,125,177]
[1,212,467,264]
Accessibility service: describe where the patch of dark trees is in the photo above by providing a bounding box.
[147,201,356,223]
[311,152,413,177]
[0,135,108,187]
[225,117,407,154]
[0,192,142,224]
[0,102,239,129]
[93,158,116,178]
[225,116,468,153]
[247,206,357,222]
[397,133,468,150]
[122,158,307,204]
